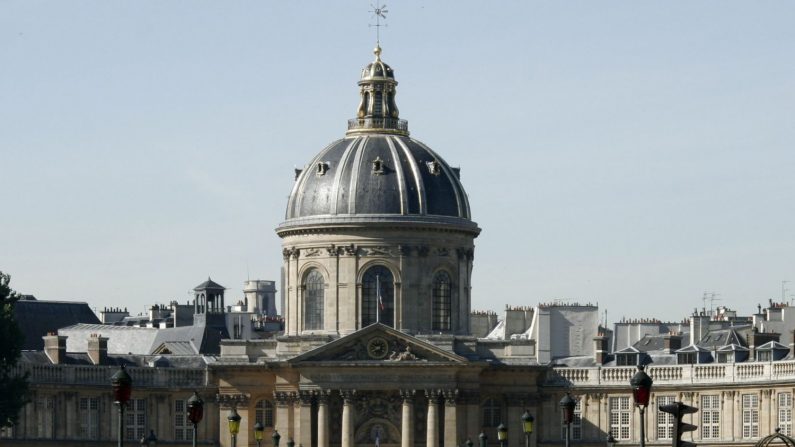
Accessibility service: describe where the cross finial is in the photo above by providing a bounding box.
[369,3,389,45]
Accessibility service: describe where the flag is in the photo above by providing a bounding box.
[377,275,385,311]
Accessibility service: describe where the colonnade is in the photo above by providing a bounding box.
[274,388,463,447]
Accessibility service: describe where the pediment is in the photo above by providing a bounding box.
[289,323,467,364]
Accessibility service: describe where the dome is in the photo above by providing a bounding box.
[277,46,478,236]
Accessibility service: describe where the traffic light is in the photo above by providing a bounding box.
[659,401,698,447]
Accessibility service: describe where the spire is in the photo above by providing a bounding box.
[346,45,409,136]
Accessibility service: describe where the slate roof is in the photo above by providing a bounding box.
[14,300,101,350]
[194,278,225,291]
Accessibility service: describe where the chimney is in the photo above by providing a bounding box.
[43,332,67,364]
[790,329,795,358]
[87,333,108,365]
[663,333,683,354]
[593,333,609,364]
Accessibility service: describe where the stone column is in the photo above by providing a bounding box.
[443,389,459,447]
[341,390,356,447]
[274,392,294,442]
[426,390,440,447]
[318,390,330,447]
[401,390,416,447]
[297,390,314,447]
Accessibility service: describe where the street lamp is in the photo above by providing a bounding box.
[139,430,157,446]
[478,431,488,447]
[286,438,295,447]
[253,422,264,447]
[522,410,534,447]
[227,407,241,447]
[630,365,653,447]
[606,432,617,447]
[465,438,474,447]
[187,391,204,447]
[272,429,281,447]
[560,392,577,447]
[497,423,508,447]
[111,364,132,447]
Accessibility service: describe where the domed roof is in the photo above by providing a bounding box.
[277,46,478,235]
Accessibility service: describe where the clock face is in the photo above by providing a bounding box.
[367,337,389,359]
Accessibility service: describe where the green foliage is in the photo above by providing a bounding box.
[0,271,29,428]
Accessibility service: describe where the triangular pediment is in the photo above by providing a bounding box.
[289,323,467,364]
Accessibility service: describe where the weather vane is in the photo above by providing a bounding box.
[369,3,388,45]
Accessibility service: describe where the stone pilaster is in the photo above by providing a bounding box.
[297,390,314,447]
[426,389,441,447]
[401,389,416,447]
[274,391,295,441]
[317,390,330,447]
[443,389,459,447]
[341,390,356,447]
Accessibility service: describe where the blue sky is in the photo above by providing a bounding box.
[2,1,793,323]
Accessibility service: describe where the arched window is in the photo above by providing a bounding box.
[362,266,394,327]
[303,269,324,330]
[432,271,452,331]
[255,399,274,428]
[482,398,502,428]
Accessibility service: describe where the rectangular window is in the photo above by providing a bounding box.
[656,395,675,440]
[743,394,759,439]
[79,397,100,439]
[126,398,147,441]
[780,393,793,436]
[0,426,13,439]
[561,398,583,440]
[701,395,721,440]
[175,399,192,441]
[610,396,632,441]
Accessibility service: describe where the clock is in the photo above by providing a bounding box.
[367,337,389,359]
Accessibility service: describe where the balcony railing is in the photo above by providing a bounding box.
[347,117,409,133]
[548,359,795,387]
[12,364,207,388]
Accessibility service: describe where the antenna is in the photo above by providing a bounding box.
[369,3,389,45]
[783,280,790,303]
[702,291,721,316]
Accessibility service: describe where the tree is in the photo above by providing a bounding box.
[0,271,29,428]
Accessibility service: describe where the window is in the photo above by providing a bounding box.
[779,392,792,436]
[742,394,759,439]
[482,398,501,428]
[362,266,394,327]
[432,271,452,331]
[758,351,772,361]
[678,352,697,364]
[126,398,147,441]
[79,397,100,439]
[35,396,55,439]
[174,399,191,441]
[561,397,582,440]
[616,353,638,366]
[609,396,631,440]
[656,395,675,440]
[0,426,13,439]
[303,269,324,330]
[701,395,720,439]
[255,400,275,428]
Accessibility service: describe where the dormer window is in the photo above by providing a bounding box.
[426,160,441,176]
[372,157,385,175]
[616,353,638,366]
[316,162,330,176]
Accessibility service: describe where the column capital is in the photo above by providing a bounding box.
[216,393,249,409]
[425,389,442,402]
[298,390,315,406]
[274,391,296,406]
[400,389,416,403]
[317,389,331,405]
[340,389,357,403]
[442,389,459,405]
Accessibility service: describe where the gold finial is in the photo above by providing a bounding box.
[369,3,388,45]
[373,44,382,61]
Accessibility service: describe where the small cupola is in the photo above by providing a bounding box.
[347,45,408,136]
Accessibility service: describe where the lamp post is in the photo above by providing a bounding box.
[253,422,264,447]
[522,410,534,447]
[286,438,295,447]
[187,392,204,447]
[465,438,474,447]
[227,407,241,447]
[272,429,281,447]
[139,430,157,446]
[111,364,132,447]
[630,365,653,447]
[478,431,488,447]
[606,432,617,447]
[560,392,577,447]
[497,423,508,447]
